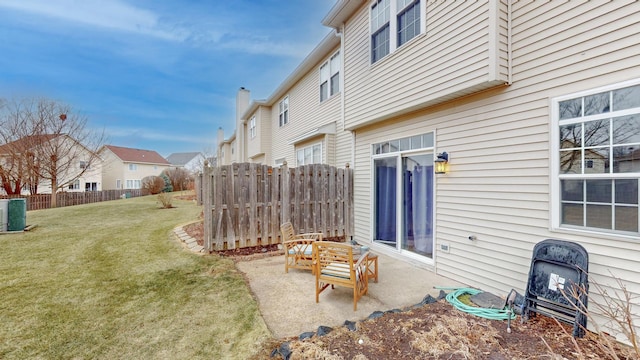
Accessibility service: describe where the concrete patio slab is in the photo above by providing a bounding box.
[236,252,465,338]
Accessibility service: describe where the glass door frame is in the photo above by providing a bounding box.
[371,148,435,264]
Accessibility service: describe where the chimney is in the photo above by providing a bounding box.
[236,87,250,161]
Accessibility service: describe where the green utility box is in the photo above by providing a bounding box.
[7,198,26,232]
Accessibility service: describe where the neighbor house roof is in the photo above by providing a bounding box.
[0,134,62,154]
[166,152,201,166]
[103,145,170,165]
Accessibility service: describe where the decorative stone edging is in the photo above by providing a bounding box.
[172,224,205,253]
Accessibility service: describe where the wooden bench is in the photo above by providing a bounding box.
[313,241,369,311]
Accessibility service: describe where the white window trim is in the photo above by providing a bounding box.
[279,96,289,127]
[125,179,141,189]
[68,179,80,190]
[369,0,426,64]
[249,116,257,139]
[550,77,640,239]
[320,51,341,102]
[296,143,323,166]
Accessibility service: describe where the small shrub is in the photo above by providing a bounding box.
[157,193,173,209]
[141,176,165,195]
[160,174,173,193]
[558,271,639,359]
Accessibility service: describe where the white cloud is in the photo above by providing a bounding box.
[0,0,186,41]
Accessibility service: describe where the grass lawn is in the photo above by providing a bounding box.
[0,194,270,359]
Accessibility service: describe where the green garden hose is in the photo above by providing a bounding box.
[436,287,516,321]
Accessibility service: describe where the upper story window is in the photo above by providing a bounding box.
[552,79,640,236]
[297,143,322,166]
[371,0,424,64]
[279,96,289,127]
[249,116,257,138]
[320,51,341,102]
[128,163,137,171]
[397,0,420,46]
[79,161,90,169]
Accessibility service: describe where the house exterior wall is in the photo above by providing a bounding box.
[342,0,509,130]
[349,0,640,336]
[269,45,345,167]
[37,147,103,193]
[247,105,272,163]
[184,154,205,173]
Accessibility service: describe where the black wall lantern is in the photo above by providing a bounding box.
[434,152,449,174]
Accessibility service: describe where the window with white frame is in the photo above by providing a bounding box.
[128,163,137,171]
[553,79,640,235]
[116,179,122,189]
[279,96,289,127]
[320,51,341,102]
[125,179,141,189]
[370,0,423,63]
[79,160,90,169]
[249,116,256,138]
[296,143,322,166]
[68,179,80,190]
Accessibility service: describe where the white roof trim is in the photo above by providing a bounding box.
[288,122,336,145]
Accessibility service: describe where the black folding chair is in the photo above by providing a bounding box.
[522,239,589,337]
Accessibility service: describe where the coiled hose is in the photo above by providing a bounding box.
[436,287,516,321]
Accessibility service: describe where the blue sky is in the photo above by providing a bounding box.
[0,0,335,157]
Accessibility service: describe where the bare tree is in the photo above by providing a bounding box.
[0,97,106,206]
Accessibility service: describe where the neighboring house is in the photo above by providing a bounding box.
[0,134,102,194]
[166,152,205,174]
[100,145,170,190]
[219,0,640,337]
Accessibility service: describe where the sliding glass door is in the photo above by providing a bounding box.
[373,149,434,259]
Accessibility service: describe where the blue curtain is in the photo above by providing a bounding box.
[375,165,396,242]
[411,165,433,253]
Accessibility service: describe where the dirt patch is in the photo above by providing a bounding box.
[182,221,634,359]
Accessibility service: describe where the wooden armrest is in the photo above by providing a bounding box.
[354,251,370,269]
[293,232,323,240]
[284,238,316,246]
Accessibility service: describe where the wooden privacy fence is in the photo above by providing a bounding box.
[0,189,144,210]
[201,162,353,252]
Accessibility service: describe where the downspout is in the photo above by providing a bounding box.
[508,0,513,85]
[336,23,355,170]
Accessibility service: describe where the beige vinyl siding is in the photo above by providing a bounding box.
[269,46,343,167]
[335,129,352,168]
[342,0,508,130]
[351,0,640,335]
[247,111,261,160]
[326,134,336,166]
[259,106,272,165]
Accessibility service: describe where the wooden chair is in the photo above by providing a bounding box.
[281,222,323,273]
[313,241,369,311]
